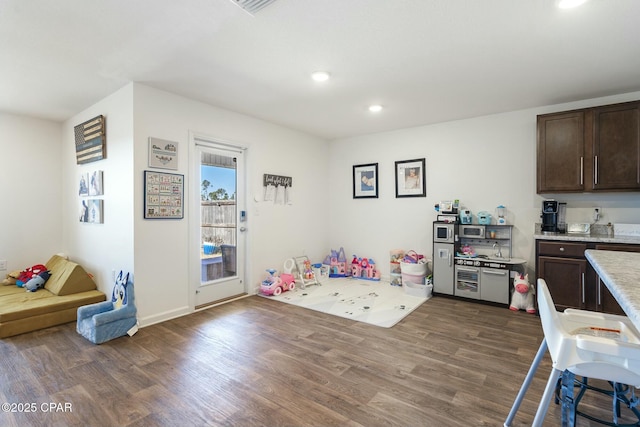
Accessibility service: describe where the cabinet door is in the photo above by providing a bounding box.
[592,101,640,190]
[596,276,626,316]
[480,267,509,304]
[538,256,586,311]
[433,243,454,295]
[592,243,640,314]
[537,111,585,193]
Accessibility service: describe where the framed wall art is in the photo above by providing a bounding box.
[353,163,378,199]
[148,137,179,170]
[144,170,184,219]
[395,158,426,198]
[79,199,103,223]
[88,170,103,196]
[78,172,89,196]
[74,115,106,164]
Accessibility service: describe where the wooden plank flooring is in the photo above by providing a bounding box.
[1,294,638,426]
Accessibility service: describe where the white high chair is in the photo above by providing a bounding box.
[505,279,640,427]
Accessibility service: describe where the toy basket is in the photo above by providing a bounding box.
[404,282,433,299]
[400,260,428,285]
[402,250,424,264]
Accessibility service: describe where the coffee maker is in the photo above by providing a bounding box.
[541,200,567,234]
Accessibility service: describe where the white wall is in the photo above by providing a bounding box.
[4,85,640,329]
[328,90,640,277]
[131,84,330,325]
[0,113,62,271]
[61,85,135,295]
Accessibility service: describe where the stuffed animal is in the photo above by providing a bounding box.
[2,270,20,286]
[509,273,536,314]
[16,264,48,287]
[25,270,52,292]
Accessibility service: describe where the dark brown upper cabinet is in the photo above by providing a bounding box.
[537,100,640,193]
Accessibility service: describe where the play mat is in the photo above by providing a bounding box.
[259,277,430,328]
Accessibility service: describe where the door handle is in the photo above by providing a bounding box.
[597,276,602,305]
[239,227,247,232]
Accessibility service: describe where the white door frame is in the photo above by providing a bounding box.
[188,131,247,310]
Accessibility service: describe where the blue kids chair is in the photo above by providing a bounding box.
[77,271,137,344]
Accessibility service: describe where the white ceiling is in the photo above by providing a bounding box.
[1,0,639,140]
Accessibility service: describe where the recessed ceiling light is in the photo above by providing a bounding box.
[369,104,383,113]
[558,0,588,9]
[311,71,330,82]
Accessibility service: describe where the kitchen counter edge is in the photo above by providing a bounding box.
[585,250,640,331]
[534,233,640,245]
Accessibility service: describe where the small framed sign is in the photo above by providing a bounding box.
[148,137,179,170]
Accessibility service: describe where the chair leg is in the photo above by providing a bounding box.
[613,384,620,424]
[560,370,577,427]
[504,339,548,427]
[532,367,563,427]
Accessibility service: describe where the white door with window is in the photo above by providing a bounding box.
[190,134,246,309]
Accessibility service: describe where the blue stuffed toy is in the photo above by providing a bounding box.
[25,270,51,292]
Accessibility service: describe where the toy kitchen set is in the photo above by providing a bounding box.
[432,201,526,306]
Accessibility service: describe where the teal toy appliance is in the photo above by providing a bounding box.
[477,211,492,225]
[459,209,472,224]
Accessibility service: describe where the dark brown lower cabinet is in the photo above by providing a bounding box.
[537,256,586,311]
[536,240,635,315]
[591,244,640,316]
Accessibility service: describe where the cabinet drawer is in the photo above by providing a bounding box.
[538,241,587,257]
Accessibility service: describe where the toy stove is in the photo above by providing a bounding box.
[455,256,509,270]
[454,254,512,303]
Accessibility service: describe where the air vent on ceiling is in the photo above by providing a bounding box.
[231,0,277,15]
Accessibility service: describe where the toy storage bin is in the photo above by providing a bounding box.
[402,272,425,285]
[404,282,433,298]
[400,261,428,286]
[390,249,404,285]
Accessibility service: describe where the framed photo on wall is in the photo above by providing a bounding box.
[353,163,378,199]
[395,158,426,198]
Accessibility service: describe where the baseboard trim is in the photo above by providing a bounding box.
[139,306,191,328]
[195,293,248,311]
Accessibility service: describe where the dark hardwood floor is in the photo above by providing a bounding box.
[1,294,638,426]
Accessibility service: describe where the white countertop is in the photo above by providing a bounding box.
[585,249,640,331]
[535,233,640,245]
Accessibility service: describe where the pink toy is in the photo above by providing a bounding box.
[260,269,295,296]
[509,273,536,314]
[280,273,296,288]
[349,255,381,281]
